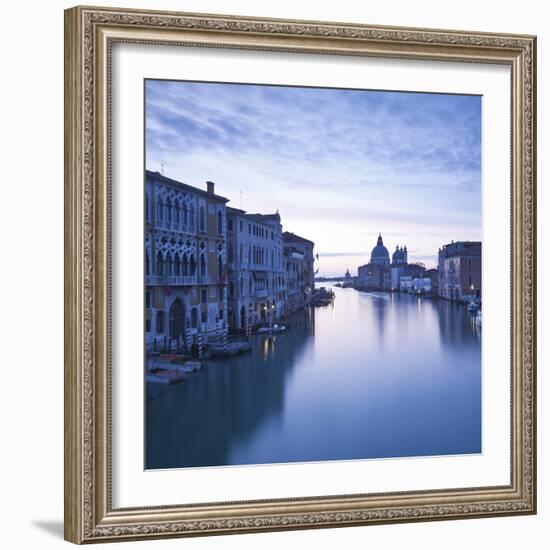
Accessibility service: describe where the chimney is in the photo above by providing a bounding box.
[206,181,215,195]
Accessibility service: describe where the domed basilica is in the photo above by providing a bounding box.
[357,234,411,290]
[370,233,390,266]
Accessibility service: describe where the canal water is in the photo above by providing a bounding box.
[146,285,481,469]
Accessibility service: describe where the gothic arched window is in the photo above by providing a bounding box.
[173,253,181,276]
[156,251,163,275]
[182,254,189,276]
[165,254,172,276]
[200,255,206,276]
[189,254,196,276]
[199,205,206,232]
[156,311,165,334]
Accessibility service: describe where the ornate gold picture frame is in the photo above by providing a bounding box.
[64,5,536,544]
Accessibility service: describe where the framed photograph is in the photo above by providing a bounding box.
[64,5,537,544]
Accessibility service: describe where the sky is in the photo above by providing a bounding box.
[145,79,481,276]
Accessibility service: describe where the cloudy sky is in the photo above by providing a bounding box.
[146,79,481,275]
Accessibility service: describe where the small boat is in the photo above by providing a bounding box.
[311,286,335,306]
[467,301,479,313]
[257,324,286,334]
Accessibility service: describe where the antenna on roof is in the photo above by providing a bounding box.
[160,162,165,176]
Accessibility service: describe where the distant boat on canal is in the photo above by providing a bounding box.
[311,286,335,306]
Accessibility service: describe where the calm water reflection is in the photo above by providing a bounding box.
[146,285,481,469]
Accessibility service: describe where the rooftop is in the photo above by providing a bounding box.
[444,241,482,258]
[283,231,314,245]
[246,212,281,225]
[226,206,247,215]
[146,170,229,203]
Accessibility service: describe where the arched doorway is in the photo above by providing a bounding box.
[240,306,246,330]
[169,298,185,340]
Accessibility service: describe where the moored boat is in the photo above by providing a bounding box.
[311,286,335,306]
[257,324,286,334]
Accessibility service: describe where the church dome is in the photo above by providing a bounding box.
[371,234,390,264]
[392,245,404,262]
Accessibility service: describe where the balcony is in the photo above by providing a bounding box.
[255,289,269,298]
[198,275,211,285]
[146,275,197,286]
[290,252,304,260]
[150,220,195,234]
[166,275,197,286]
[145,275,166,286]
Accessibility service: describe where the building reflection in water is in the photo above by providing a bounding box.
[146,284,481,469]
[146,307,315,469]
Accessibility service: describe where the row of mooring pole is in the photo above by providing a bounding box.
[197,329,203,359]
[246,309,253,341]
[217,318,227,351]
[186,327,192,355]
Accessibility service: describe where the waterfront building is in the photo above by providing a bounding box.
[344,269,352,281]
[400,276,413,292]
[370,233,391,267]
[145,170,229,349]
[425,268,439,295]
[357,234,420,291]
[283,232,315,288]
[226,208,284,330]
[357,234,392,290]
[412,277,432,294]
[390,244,409,290]
[401,262,426,282]
[283,232,315,314]
[392,245,408,265]
[438,241,482,302]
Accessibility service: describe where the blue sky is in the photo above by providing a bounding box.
[146,79,481,275]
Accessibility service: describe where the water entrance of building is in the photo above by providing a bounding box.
[240,306,246,329]
[169,298,185,339]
